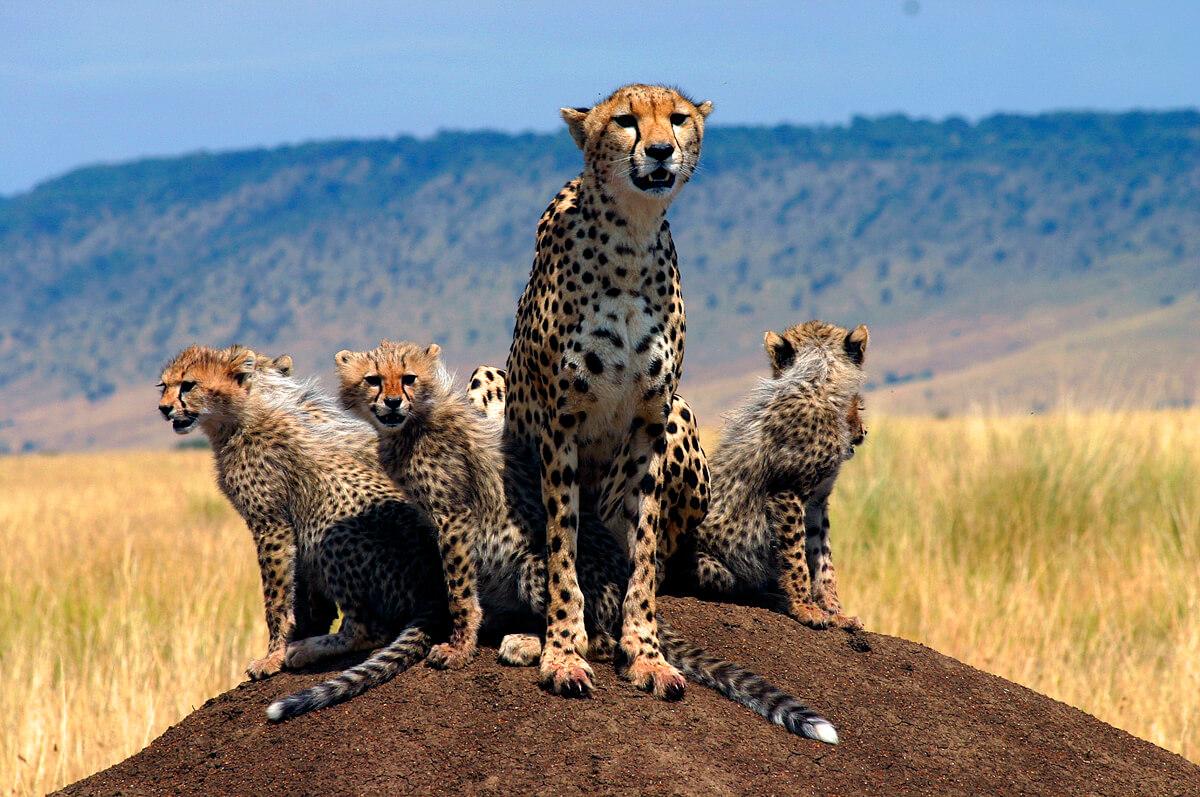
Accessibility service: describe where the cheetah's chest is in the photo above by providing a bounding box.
[568,289,675,457]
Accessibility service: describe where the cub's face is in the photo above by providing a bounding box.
[156,346,273,434]
[561,84,713,203]
[335,341,445,430]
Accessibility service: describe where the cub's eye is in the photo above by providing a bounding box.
[155,382,165,390]
[670,113,688,126]
[612,114,637,129]
[364,375,382,387]
[181,380,195,392]
[401,374,417,386]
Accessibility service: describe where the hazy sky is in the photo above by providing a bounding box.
[2,1,1198,195]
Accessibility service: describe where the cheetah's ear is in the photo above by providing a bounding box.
[228,348,256,388]
[335,350,355,369]
[425,343,442,360]
[696,100,714,118]
[763,331,795,376]
[560,107,590,150]
[844,325,869,366]
[270,355,293,376]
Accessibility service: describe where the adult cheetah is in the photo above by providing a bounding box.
[156,345,446,720]
[469,320,868,629]
[503,84,713,698]
[348,340,838,742]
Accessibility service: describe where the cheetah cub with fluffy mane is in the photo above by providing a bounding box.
[688,321,869,628]
[157,345,446,721]
[335,341,486,669]
[343,340,839,743]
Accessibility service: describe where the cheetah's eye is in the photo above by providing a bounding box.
[402,374,417,386]
[181,380,195,393]
[155,381,165,390]
[612,114,637,129]
[364,375,382,387]
[670,113,688,126]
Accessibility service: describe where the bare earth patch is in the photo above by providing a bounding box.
[59,597,1198,797]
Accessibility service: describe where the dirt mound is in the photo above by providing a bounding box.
[59,597,1197,797]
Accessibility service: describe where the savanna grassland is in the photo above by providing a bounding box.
[2,410,1198,795]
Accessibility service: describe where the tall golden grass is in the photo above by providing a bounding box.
[2,409,1198,794]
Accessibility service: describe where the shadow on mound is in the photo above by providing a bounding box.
[59,597,1198,797]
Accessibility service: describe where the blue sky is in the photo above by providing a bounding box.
[2,1,1198,195]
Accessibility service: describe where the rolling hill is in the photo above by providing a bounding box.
[2,111,1198,451]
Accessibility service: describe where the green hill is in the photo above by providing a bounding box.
[2,112,1198,451]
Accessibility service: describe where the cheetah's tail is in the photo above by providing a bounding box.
[265,621,433,722]
[658,619,838,744]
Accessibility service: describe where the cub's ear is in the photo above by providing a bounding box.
[560,107,590,150]
[270,355,293,376]
[763,330,795,375]
[425,343,442,360]
[335,350,355,368]
[229,348,256,387]
[696,100,714,118]
[844,325,869,365]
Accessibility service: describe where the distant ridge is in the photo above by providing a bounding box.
[2,111,1198,451]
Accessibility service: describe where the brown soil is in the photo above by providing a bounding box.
[59,597,1198,797]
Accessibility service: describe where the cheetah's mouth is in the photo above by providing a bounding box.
[374,410,407,427]
[171,415,198,434]
[631,167,676,193]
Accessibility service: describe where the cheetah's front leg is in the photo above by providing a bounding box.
[425,508,483,669]
[804,496,862,631]
[618,413,685,700]
[768,492,832,629]
[245,520,298,680]
[537,427,593,696]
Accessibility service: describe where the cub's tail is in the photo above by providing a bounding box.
[658,620,838,744]
[266,621,433,722]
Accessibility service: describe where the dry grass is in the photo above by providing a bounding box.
[2,410,1198,793]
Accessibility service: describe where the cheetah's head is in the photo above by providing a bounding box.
[763,321,869,380]
[335,340,451,431]
[157,346,291,434]
[561,84,713,205]
[764,321,870,448]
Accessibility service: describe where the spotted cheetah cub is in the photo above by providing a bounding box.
[688,321,868,629]
[336,340,486,669]
[361,342,838,743]
[157,346,446,720]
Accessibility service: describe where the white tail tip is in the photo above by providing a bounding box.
[806,719,839,745]
[265,702,285,722]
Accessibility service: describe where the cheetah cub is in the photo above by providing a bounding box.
[157,346,447,721]
[689,321,869,629]
[336,341,485,669]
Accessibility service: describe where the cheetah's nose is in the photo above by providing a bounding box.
[645,142,674,162]
[383,396,402,410]
[159,405,173,419]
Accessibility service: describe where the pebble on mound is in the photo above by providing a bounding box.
[58,597,1199,797]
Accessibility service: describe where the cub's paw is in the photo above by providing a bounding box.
[426,641,476,670]
[788,601,834,630]
[282,639,325,670]
[498,633,542,667]
[245,650,285,680]
[623,654,686,701]
[538,648,594,698]
[588,632,617,663]
[829,612,864,632]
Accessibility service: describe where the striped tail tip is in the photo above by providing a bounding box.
[265,701,287,722]
[785,713,839,744]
